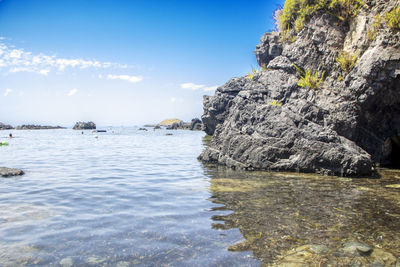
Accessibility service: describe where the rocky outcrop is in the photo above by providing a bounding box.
[163,118,203,130]
[0,123,14,130]
[73,121,96,130]
[0,167,24,177]
[15,125,65,130]
[199,0,400,176]
[190,118,202,131]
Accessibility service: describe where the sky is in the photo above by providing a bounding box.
[0,0,283,126]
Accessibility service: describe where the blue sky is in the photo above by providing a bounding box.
[0,0,283,126]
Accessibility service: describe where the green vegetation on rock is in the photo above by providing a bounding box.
[293,63,325,89]
[246,68,258,80]
[298,69,325,89]
[367,14,382,41]
[277,0,365,41]
[385,6,400,30]
[336,51,358,72]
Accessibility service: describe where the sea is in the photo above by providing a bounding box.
[0,128,260,266]
[1,128,399,266]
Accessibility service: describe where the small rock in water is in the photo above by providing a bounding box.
[0,167,24,177]
[116,261,130,267]
[59,257,74,267]
[86,256,105,265]
[341,242,373,256]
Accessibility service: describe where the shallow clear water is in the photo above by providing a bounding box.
[1,129,400,266]
[0,128,260,266]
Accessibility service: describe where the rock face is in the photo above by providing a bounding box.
[0,167,24,177]
[73,121,96,130]
[190,118,202,131]
[0,123,14,130]
[15,125,65,130]
[199,0,400,176]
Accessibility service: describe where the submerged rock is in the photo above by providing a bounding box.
[0,167,24,177]
[199,0,400,176]
[73,121,96,130]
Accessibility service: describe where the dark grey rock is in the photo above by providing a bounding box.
[0,167,24,177]
[254,32,283,68]
[138,128,148,131]
[15,125,65,130]
[166,119,201,130]
[190,118,202,131]
[166,121,184,130]
[73,121,96,130]
[0,122,14,130]
[199,0,400,176]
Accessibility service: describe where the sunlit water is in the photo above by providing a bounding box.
[1,128,400,266]
[0,128,259,266]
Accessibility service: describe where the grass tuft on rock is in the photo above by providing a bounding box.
[246,68,258,80]
[336,51,358,72]
[385,6,400,30]
[367,15,382,41]
[297,69,325,89]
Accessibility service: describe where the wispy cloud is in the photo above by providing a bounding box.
[203,85,218,92]
[181,82,218,92]
[67,88,78,97]
[181,83,205,90]
[0,39,129,76]
[106,74,143,83]
[3,88,12,96]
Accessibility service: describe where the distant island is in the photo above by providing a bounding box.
[0,122,65,130]
[15,125,66,130]
[145,118,202,131]
[73,121,96,130]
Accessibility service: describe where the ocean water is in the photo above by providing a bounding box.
[1,128,400,266]
[0,128,260,266]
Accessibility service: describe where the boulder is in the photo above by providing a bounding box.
[199,0,400,176]
[73,121,96,130]
[0,167,24,177]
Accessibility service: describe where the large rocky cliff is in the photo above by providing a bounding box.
[200,0,400,176]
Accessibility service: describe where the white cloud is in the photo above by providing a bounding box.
[67,88,78,97]
[181,82,219,92]
[181,83,205,91]
[3,88,12,96]
[203,85,218,92]
[39,69,50,75]
[0,39,130,76]
[106,74,143,83]
[170,97,176,103]
[9,49,22,59]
